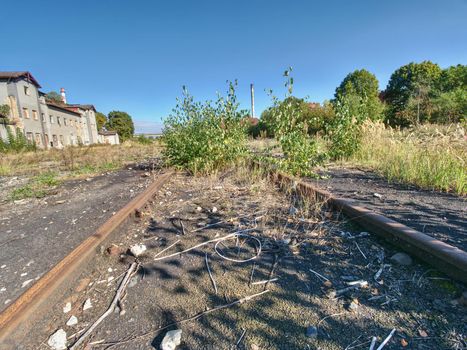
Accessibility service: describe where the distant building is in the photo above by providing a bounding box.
[98,131,120,145]
[0,71,100,148]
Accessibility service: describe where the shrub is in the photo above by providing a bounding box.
[163,81,248,174]
[135,134,153,144]
[0,127,36,153]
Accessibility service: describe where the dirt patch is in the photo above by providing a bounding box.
[13,170,466,350]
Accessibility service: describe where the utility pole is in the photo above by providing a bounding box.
[250,83,255,118]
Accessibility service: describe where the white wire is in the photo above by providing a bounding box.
[214,233,262,263]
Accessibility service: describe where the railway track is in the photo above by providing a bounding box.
[0,167,465,347]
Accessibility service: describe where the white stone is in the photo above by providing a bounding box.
[63,302,72,313]
[47,329,67,350]
[83,298,92,311]
[21,279,34,288]
[390,252,413,266]
[373,193,383,199]
[130,244,147,257]
[66,315,78,326]
[212,207,218,213]
[196,206,202,212]
[160,329,182,350]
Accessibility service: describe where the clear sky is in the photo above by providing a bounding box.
[1,0,466,133]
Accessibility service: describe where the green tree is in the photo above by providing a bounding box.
[334,69,383,121]
[437,64,467,92]
[106,111,135,142]
[45,91,63,104]
[384,61,442,126]
[95,112,107,131]
[0,104,10,118]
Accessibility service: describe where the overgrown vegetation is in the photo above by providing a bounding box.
[162,81,248,174]
[351,122,466,195]
[10,171,60,200]
[0,126,36,153]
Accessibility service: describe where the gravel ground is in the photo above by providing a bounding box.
[0,168,153,312]
[13,170,466,350]
[308,167,467,251]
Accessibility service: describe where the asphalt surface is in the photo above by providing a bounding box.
[0,169,151,312]
[310,167,467,251]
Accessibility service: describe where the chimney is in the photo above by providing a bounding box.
[60,87,67,104]
[250,83,255,118]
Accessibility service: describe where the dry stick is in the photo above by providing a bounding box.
[249,262,256,286]
[376,329,396,350]
[100,290,270,349]
[236,329,247,347]
[369,337,377,350]
[355,241,367,260]
[264,254,279,290]
[179,219,186,235]
[309,268,330,282]
[205,252,218,294]
[153,239,181,259]
[69,262,138,350]
[154,230,255,262]
[251,278,278,285]
[317,312,347,330]
[191,211,265,233]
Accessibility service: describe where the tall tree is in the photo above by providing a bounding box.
[334,69,383,121]
[106,111,134,141]
[384,61,442,126]
[95,112,107,131]
[45,91,63,104]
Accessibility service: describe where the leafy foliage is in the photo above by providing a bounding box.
[163,81,248,174]
[0,127,36,153]
[334,69,383,121]
[264,68,322,176]
[45,91,63,104]
[0,104,10,118]
[95,112,107,131]
[106,111,135,142]
[384,61,442,126]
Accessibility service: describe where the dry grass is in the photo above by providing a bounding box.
[350,122,466,195]
[0,140,162,177]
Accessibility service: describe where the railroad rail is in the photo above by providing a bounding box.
[1,166,466,347]
[0,171,174,344]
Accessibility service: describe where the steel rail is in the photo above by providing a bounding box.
[271,171,467,284]
[0,171,173,343]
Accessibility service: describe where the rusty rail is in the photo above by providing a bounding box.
[271,171,467,284]
[0,171,173,343]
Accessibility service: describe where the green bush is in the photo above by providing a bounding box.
[135,134,153,144]
[0,127,36,153]
[163,81,248,174]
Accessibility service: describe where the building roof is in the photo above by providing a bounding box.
[46,102,82,116]
[66,104,96,112]
[0,71,41,88]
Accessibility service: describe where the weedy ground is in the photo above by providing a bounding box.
[0,140,162,200]
[32,166,466,350]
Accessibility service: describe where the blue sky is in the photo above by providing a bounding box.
[1,0,466,133]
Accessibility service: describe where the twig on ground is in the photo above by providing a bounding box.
[355,242,367,260]
[329,280,368,298]
[317,312,347,330]
[264,254,279,290]
[97,290,270,349]
[376,329,396,350]
[205,252,218,294]
[251,278,278,285]
[249,262,256,286]
[153,239,181,259]
[369,337,377,350]
[345,335,362,350]
[179,219,186,235]
[69,262,139,350]
[309,268,330,282]
[236,329,246,347]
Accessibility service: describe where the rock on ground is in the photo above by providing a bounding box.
[130,244,147,257]
[160,329,182,350]
[47,329,67,350]
[390,252,413,266]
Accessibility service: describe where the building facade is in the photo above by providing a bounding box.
[0,71,99,148]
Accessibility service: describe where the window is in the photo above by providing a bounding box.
[44,134,50,147]
[52,135,58,146]
[32,110,38,120]
[64,118,67,126]
[24,86,30,95]
[41,113,45,122]
[35,133,42,146]
[26,132,33,143]
[57,117,61,126]
[22,108,29,119]
[49,115,54,123]
[59,135,64,145]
